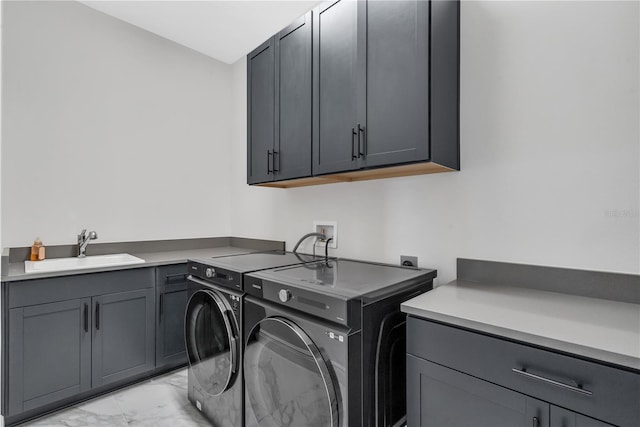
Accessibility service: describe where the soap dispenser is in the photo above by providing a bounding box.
[30,238,46,261]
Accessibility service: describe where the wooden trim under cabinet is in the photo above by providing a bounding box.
[256,162,456,188]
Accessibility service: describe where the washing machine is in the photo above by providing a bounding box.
[242,259,437,427]
[185,251,325,426]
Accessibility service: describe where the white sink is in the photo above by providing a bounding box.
[24,253,145,274]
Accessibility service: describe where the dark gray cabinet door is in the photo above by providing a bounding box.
[313,0,362,175]
[8,298,91,416]
[363,0,430,167]
[247,38,276,184]
[407,354,549,427]
[551,406,614,427]
[92,288,155,388]
[156,265,189,370]
[274,12,313,181]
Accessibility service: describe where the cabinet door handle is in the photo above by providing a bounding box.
[351,128,357,160]
[159,293,164,322]
[95,302,100,330]
[512,368,593,396]
[267,150,273,174]
[165,273,187,284]
[357,124,365,158]
[83,303,89,333]
[272,150,279,173]
[532,416,539,427]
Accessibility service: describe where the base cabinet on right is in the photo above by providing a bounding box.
[407,355,612,427]
[551,406,614,427]
[407,355,549,427]
[406,317,638,427]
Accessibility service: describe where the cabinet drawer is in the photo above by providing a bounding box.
[9,268,154,308]
[155,264,188,287]
[407,317,640,427]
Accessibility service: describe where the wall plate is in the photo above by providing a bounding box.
[401,255,418,267]
[313,220,337,249]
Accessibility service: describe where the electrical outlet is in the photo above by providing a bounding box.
[401,255,418,267]
[313,221,337,249]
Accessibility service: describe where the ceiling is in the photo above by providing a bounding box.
[79,0,321,64]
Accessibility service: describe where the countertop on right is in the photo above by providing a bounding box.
[402,279,640,371]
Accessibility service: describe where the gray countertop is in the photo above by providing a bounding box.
[402,280,640,371]
[1,237,285,282]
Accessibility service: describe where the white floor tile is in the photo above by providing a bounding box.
[18,369,209,427]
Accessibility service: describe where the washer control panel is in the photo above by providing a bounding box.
[187,260,241,290]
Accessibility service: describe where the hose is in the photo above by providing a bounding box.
[292,232,327,254]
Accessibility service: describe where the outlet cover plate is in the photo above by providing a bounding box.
[401,255,418,267]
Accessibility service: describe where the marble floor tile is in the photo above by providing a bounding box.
[114,377,209,427]
[20,394,128,427]
[150,368,189,391]
[18,369,209,427]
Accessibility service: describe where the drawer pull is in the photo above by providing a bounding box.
[165,273,187,284]
[512,368,593,396]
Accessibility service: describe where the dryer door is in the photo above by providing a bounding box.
[185,289,239,396]
[244,316,339,427]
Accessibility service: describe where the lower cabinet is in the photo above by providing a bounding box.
[155,264,189,371]
[8,298,91,415]
[4,268,156,424]
[551,406,614,427]
[407,355,547,427]
[92,288,155,388]
[407,355,613,427]
[406,317,636,427]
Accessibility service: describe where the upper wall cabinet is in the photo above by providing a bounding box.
[247,38,274,185]
[313,0,361,175]
[247,13,312,184]
[248,0,460,188]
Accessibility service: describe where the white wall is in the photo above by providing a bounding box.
[230,0,640,285]
[2,1,638,286]
[1,1,233,248]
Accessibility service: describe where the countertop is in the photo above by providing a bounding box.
[401,280,640,371]
[1,237,285,282]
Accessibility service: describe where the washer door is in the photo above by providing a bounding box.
[244,316,339,427]
[185,289,238,396]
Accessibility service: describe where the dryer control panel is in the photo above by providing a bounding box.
[244,274,361,329]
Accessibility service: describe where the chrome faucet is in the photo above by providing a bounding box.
[77,229,98,257]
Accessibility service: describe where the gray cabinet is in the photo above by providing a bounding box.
[8,298,91,416]
[249,0,460,187]
[92,288,155,388]
[551,406,615,427]
[275,12,313,181]
[314,0,459,173]
[313,0,361,175]
[247,12,312,184]
[314,0,433,173]
[247,38,275,184]
[407,355,548,427]
[3,268,155,424]
[407,317,639,427]
[364,0,430,167]
[155,264,189,371]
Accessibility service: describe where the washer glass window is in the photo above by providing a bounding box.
[244,317,338,427]
[185,289,238,396]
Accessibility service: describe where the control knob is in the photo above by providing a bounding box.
[278,289,292,303]
[205,268,215,278]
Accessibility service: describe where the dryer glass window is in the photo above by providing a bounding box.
[185,290,238,396]
[244,317,339,427]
